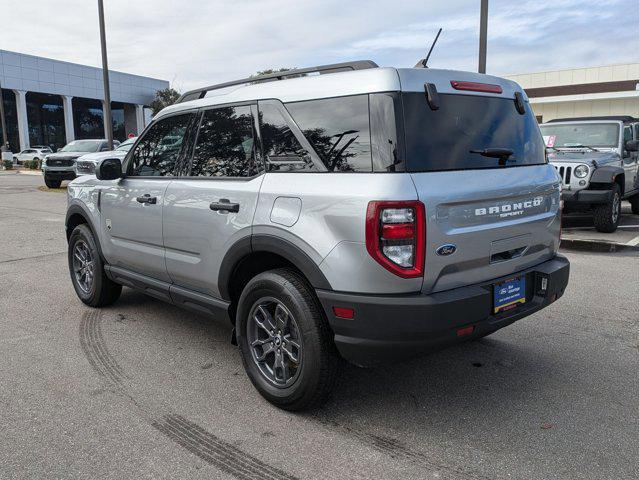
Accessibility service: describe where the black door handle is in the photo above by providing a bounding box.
[136,194,157,204]
[210,198,240,213]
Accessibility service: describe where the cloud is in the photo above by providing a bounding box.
[2,0,638,91]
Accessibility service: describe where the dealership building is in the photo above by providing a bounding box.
[506,63,639,123]
[0,49,168,152]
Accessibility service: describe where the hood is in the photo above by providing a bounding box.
[76,150,127,163]
[548,150,620,165]
[46,152,91,160]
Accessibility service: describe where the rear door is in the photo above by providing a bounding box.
[398,87,561,294]
[625,124,639,193]
[100,112,194,282]
[163,104,264,299]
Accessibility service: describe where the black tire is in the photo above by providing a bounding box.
[44,176,62,189]
[68,224,121,307]
[630,195,639,215]
[592,184,621,233]
[236,268,339,411]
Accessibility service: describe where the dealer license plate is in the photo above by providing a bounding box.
[493,276,526,314]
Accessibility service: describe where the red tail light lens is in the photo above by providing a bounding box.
[365,201,425,278]
[450,81,503,94]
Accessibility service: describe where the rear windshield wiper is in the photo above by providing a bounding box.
[469,148,515,165]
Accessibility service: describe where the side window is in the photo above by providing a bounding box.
[285,95,372,172]
[258,102,316,172]
[370,93,405,172]
[127,113,192,177]
[190,106,256,177]
[624,125,633,143]
[634,124,639,141]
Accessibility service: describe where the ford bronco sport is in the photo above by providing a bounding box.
[65,61,570,410]
[540,116,639,232]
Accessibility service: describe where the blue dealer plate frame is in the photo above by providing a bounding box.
[493,276,526,314]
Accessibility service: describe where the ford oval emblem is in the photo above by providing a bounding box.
[436,244,457,256]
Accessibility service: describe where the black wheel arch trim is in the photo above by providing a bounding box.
[218,234,332,301]
[589,165,625,187]
[65,204,105,261]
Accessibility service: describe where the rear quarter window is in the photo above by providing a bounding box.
[402,92,546,172]
[285,95,372,172]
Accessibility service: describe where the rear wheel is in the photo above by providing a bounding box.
[630,194,639,215]
[593,184,621,233]
[44,175,62,189]
[236,269,339,411]
[68,224,121,307]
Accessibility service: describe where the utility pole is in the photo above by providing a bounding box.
[97,0,113,150]
[478,0,489,74]
[0,79,9,152]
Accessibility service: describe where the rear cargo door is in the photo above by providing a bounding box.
[399,87,561,293]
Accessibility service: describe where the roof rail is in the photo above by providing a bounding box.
[176,60,379,104]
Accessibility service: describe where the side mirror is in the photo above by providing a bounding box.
[625,140,639,152]
[96,157,123,180]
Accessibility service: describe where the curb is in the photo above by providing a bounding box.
[560,238,639,253]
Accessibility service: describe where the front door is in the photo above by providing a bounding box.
[100,112,195,282]
[163,105,264,298]
[623,125,638,194]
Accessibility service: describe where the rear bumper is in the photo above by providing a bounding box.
[317,255,570,366]
[562,189,611,205]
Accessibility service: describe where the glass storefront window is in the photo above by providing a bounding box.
[26,92,66,151]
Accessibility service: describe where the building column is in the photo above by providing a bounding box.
[13,90,29,151]
[135,104,145,135]
[62,95,75,144]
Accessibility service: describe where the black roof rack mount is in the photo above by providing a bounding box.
[176,60,379,104]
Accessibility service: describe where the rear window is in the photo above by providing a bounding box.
[402,93,546,172]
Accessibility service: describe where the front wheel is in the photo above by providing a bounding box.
[593,184,621,233]
[68,224,121,307]
[236,269,339,411]
[44,175,62,189]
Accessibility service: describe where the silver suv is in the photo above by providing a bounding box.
[540,116,639,232]
[65,61,570,410]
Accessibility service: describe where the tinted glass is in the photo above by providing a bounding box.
[60,140,102,153]
[624,126,633,143]
[128,113,192,177]
[286,96,372,172]
[258,102,316,172]
[190,106,256,177]
[403,93,546,172]
[370,93,405,172]
[539,123,620,148]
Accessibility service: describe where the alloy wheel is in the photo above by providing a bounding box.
[247,298,303,388]
[72,240,94,294]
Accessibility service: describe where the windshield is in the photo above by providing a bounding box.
[402,93,546,172]
[540,123,620,148]
[60,140,102,153]
[116,138,136,152]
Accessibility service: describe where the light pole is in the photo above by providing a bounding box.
[478,0,489,74]
[97,0,113,150]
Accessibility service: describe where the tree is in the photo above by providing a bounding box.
[150,87,181,116]
[251,68,293,78]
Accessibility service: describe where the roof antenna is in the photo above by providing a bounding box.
[414,28,442,68]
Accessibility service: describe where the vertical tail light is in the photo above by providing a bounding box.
[365,201,426,278]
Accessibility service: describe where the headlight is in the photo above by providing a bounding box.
[42,156,49,166]
[574,165,589,178]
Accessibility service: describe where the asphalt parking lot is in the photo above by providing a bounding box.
[1,172,638,480]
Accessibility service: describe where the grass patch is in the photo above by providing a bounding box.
[38,186,67,193]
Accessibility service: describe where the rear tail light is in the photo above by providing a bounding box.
[365,201,425,278]
[450,80,503,94]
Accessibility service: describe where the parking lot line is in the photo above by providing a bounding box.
[625,234,639,246]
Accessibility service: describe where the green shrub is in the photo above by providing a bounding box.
[22,159,32,169]
[2,159,13,170]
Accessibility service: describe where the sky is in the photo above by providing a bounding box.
[2,0,638,92]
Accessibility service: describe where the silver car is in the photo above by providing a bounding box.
[65,61,570,410]
[75,137,138,176]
